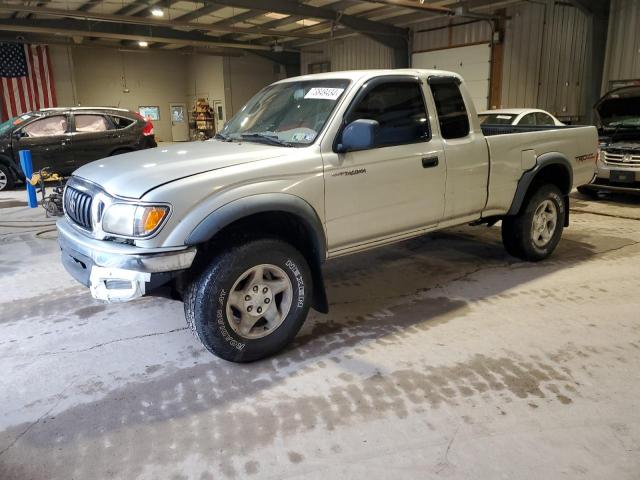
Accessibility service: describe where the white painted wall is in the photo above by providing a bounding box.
[69,48,188,141]
[185,54,226,125]
[223,55,284,118]
[49,45,77,107]
[47,47,282,141]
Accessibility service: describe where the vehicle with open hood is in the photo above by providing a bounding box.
[579,86,640,196]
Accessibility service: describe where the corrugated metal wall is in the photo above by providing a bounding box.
[300,0,596,120]
[300,36,394,74]
[500,0,590,120]
[602,0,640,92]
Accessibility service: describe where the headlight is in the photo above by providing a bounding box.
[102,203,169,237]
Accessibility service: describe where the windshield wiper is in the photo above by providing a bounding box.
[240,133,293,147]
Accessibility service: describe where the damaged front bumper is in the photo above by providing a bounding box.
[57,218,196,302]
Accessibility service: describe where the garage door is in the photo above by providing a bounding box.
[412,43,491,112]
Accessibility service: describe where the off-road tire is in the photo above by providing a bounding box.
[502,184,566,261]
[184,238,312,362]
[0,163,15,191]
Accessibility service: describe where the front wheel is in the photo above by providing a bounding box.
[502,184,566,261]
[184,238,313,362]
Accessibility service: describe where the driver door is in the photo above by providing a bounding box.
[13,114,74,174]
[322,77,446,253]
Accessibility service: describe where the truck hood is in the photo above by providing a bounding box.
[73,140,290,198]
[594,86,640,129]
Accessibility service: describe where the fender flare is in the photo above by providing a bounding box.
[185,193,329,313]
[507,152,573,217]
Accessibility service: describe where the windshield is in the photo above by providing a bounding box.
[0,114,34,135]
[219,79,350,146]
[598,96,640,129]
[479,113,516,125]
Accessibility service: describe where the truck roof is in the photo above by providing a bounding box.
[276,69,464,84]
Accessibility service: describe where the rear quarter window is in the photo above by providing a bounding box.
[110,116,136,129]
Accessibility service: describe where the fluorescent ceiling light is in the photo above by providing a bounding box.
[296,18,320,26]
[138,41,149,47]
[265,12,289,19]
[150,7,164,17]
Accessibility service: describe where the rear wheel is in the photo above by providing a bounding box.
[184,238,312,362]
[502,184,565,261]
[0,163,15,191]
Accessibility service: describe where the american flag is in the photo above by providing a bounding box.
[0,43,57,121]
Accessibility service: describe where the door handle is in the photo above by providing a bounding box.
[422,156,439,168]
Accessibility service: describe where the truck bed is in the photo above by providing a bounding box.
[481,124,598,217]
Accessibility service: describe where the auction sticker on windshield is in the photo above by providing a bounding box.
[305,88,344,100]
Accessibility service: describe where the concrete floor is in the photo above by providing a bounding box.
[1,189,639,479]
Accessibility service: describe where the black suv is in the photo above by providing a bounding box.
[0,107,156,191]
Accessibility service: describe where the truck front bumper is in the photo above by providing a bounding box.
[57,218,196,302]
[583,161,640,194]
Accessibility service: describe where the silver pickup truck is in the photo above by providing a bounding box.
[57,69,598,362]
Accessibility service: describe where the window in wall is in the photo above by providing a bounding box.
[428,77,470,139]
[75,115,110,133]
[23,116,67,137]
[346,81,429,147]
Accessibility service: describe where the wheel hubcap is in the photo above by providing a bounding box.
[531,199,557,248]
[0,171,7,191]
[226,264,293,340]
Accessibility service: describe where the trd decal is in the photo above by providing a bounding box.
[331,168,367,177]
[575,153,595,163]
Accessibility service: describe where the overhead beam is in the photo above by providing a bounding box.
[0,4,327,40]
[219,0,360,42]
[0,18,292,51]
[353,0,453,14]
[0,33,241,56]
[205,0,408,48]
[173,4,224,22]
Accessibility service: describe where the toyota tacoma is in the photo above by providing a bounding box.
[57,70,598,362]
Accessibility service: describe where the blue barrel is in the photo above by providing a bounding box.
[19,150,38,208]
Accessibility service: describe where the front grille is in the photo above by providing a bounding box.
[603,150,640,166]
[64,186,93,230]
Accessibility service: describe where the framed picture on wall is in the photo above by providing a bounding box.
[138,106,160,121]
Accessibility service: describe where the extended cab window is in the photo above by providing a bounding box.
[428,78,470,139]
[75,114,110,133]
[23,115,67,137]
[346,81,429,147]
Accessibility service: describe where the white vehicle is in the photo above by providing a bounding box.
[479,108,564,127]
[57,69,598,362]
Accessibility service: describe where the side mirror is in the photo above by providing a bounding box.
[336,119,379,153]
